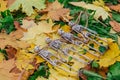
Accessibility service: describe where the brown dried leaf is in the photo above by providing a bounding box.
[109,4,120,12]
[41,0,71,21]
[5,45,17,59]
[0,59,35,80]
[7,0,16,7]
[109,20,120,32]
[0,59,17,80]
[10,30,24,39]
[0,33,30,49]
[14,21,27,31]
[9,21,27,39]
[21,19,37,29]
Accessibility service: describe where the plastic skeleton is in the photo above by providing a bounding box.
[45,38,91,61]
[68,21,108,49]
[45,38,88,64]
[34,46,78,74]
[58,29,104,57]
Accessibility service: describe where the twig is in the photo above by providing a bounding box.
[96,19,108,27]
[75,11,83,24]
[85,10,89,27]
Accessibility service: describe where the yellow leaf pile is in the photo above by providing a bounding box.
[21,20,54,40]
[0,33,30,49]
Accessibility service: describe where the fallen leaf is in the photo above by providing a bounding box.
[0,0,7,11]
[14,21,26,31]
[0,59,35,80]
[0,33,30,49]
[9,21,26,39]
[109,4,120,12]
[9,30,24,39]
[21,20,55,40]
[0,59,18,80]
[109,20,120,32]
[9,0,46,16]
[34,34,48,47]
[69,1,110,20]
[98,42,120,67]
[5,45,17,59]
[7,0,16,7]
[21,19,37,29]
[41,0,71,21]
[15,49,35,70]
[93,0,111,12]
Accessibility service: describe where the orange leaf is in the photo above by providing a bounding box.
[109,21,120,32]
[5,45,17,59]
[0,59,17,80]
[41,0,71,21]
[0,33,30,49]
[109,4,120,12]
[7,0,16,7]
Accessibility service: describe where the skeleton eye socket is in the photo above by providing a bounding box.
[58,29,64,35]
[45,37,52,43]
[68,21,75,26]
[34,46,40,52]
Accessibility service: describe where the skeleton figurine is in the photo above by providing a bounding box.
[68,21,108,48]
[46,38,62,51]
[45,38,88,64]
[34,46,55,65]
[58,29,100,57]
[34,46,78,74]
[46,38,91,61]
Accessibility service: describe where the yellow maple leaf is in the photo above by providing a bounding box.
[28,33,60,48]
[93,0,111,12]
[15,50,34,70]
[0,0,7,11]
[21,20,55,40]
[69,1,110,20]
[98,42,120,67]
[9,0,46,16]
[34,34,48,48]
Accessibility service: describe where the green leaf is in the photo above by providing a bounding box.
[0,10,15,34]
[68,56,73,62]
[91,61,99,68]
[99,46,107,53]
[81,69,103,79]
[87,76,102,80]
[107,62,120,80]
[9,0,46,16]
[29,63,50,80]
[112,11,120,23]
